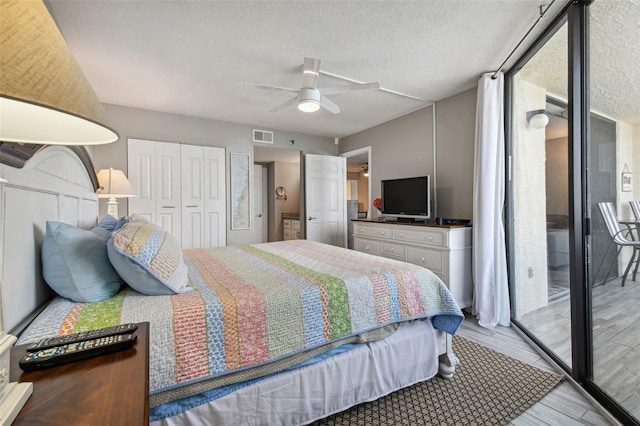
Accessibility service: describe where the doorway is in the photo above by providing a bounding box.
[253,145,302,243]
[341,147,371,249]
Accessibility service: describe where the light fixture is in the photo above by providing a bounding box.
[0,0,118,145]
[526,109,549,129]
[96,168,136,217]
[362,164,369,177]
[297,88,321,113]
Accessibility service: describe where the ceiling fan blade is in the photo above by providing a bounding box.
[239,82,298,93]
[302,57,321,89]
[319,95,341,114]
[320,82,380,96]
[269,96,298,113]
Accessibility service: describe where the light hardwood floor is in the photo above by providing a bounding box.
[458,314,618,425]
[516,273,640,421]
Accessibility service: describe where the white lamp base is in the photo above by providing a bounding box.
[106,197,119,218]
[0,382,32,425]
[0,333,32,425]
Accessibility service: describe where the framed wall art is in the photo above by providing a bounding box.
[230,152,251,229]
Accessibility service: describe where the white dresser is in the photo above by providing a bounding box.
[352,220,472,308]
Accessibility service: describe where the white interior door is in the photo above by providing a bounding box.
[248,164,264,244]
[128,138,181,242]
[203,146,226,247]
[180,144,204,249]
[304,154,346,247]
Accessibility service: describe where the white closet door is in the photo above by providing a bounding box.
[127,138,156,221]
[154,142,182,241]
[129,139,225,248]
[204,146,226,247]
[128,139,181,241]
[181,144,204,249]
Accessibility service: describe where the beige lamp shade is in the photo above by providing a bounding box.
[96,168,135,218]
[0,0,118,145]
[96,168,135,198]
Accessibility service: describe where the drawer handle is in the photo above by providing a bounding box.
[365,246,370,251]
[429,236,433,241]
[420,256,425,262]
[390,247,394,252]
[399,233,404,237]
[380,231,386,235]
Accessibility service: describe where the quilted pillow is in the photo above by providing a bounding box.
[42,221,123,302]
[107,220,191,295]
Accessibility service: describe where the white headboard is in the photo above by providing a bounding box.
[0,146,99,334]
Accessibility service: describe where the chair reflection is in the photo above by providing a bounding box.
[595,202,640,287]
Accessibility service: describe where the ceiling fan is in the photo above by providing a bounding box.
[240,57,380,114]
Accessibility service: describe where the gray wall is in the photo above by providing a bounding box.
[91,104,335,245]
[434,88,476,220]
[339,106,435,218]
[339,87,477,221]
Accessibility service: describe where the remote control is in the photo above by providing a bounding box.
[25,323,138,352]
[19,333,137,371]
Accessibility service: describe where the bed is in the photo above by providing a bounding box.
[1,145,463,425]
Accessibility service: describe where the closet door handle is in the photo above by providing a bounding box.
[186,205,198,208]
[308,216,317,221]
[161,206,176,209]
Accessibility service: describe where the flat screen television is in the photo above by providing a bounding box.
[380,175,431,222]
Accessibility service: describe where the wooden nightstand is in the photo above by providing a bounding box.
[10,322,149,425]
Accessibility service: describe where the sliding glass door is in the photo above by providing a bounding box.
[507,1,640,424]
[589,0,640,421]
[508,18,572,367]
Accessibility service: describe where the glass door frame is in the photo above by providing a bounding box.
[505,1,637,424]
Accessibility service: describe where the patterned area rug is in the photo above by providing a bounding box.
[312,335,562,426]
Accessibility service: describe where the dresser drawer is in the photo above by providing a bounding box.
[393,228,446,247]
[382,241,406,258]
[283,219,292,228]
[354,223,392,239]
[406,246,444,273]
[354,238,382,256]
[291,219,300,230]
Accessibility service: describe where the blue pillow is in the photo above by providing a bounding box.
[42,221,122,302]
[107,219,191,295]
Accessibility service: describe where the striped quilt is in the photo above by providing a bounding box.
[19,240,463,418]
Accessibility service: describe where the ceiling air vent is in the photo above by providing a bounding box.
[253,129,274,144]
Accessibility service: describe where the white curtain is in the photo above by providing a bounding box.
[472,72,511,328]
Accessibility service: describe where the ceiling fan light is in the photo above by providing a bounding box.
[297,88,321,113]
[298,99,320,113]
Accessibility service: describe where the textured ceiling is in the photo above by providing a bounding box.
[519,0,640,125]
[46,0,571,138]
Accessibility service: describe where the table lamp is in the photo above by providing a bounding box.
[96,168,136,217]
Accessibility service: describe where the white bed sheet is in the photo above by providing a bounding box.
[152,319,439,426]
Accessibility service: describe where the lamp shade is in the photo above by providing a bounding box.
[0,0,118,145]
[96,168,135,198]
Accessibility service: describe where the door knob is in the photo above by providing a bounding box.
[308,216,317,220]
[256,214,262,218]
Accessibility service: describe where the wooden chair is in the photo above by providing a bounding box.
[596,202,640,286]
